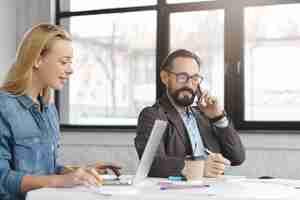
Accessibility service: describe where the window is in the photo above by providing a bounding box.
[60,12,156,126]
[244,4,300,122]
[57,2,157,128]
[56,0,300,130]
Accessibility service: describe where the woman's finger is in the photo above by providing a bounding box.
[86,168,103,186]
[109,167,121,177]
[95,164,122,176]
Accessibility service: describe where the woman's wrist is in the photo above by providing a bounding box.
[47,175,63,188]
[21,175,62,193]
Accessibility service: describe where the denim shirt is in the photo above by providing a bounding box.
[0,91,62,200]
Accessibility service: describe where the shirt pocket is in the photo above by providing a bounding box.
[14,136,52,175]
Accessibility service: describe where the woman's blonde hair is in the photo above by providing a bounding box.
[1,23,71,102]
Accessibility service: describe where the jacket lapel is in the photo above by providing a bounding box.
[159,95,189,146]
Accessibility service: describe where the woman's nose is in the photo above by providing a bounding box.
[66,65,74,75]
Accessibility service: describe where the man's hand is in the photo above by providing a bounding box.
[181,159,205,181]
[197,89,223,119]
[204,153,231,178]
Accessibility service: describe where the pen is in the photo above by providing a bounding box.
[204,148,213,155]
[204,148,231,166]
[64,165,80,172]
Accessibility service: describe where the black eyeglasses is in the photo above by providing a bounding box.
[166,70,204,85]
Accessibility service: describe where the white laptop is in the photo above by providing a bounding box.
[101,120,167,186]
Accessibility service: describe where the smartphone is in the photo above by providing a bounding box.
[196,85,203,103]
[196,84,216,105]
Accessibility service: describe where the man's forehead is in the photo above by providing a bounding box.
[171,57,200,72]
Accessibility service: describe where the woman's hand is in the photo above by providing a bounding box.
[87,162,122,177]
[51,167,102,188]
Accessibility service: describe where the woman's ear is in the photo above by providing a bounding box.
[33,57,43,70]
[160,70,169,86]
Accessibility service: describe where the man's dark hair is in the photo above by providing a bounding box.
[160,49,202,71]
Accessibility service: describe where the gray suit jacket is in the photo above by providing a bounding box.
[135,94,245,178]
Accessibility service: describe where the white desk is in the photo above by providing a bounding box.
[26,176,300,200]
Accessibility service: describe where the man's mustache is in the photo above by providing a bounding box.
[176,87,195,95]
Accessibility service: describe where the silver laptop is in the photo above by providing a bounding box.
[102,120,167,186]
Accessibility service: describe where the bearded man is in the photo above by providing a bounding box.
[134,49,245,179]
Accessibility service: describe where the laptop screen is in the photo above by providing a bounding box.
[133,120,168,185]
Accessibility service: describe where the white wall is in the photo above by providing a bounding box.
[16,0,55,43]
[0,0,55,84]
[58,132,139,174]
[0,0,16,84]
[58,131,300,179]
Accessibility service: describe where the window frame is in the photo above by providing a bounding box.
[235,0,300,130]
[55,0,300,132]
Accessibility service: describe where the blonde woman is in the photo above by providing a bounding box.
[0,24,121,200]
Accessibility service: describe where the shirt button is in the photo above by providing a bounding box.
[33,138,39,143]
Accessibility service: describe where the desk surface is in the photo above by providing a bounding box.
[26,176,300,200]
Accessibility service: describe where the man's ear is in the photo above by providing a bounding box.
[160,70,169,86]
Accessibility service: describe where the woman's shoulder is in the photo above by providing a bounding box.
[0,91,19,112]
[0,90,15,97]
[0,91,17,103]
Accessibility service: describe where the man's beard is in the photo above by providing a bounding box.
[169,87,196,107]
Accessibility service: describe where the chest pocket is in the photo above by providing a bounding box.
[13,136,55,175]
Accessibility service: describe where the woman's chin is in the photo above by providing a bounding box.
[51,83,64,91]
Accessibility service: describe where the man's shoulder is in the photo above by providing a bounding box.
[139,101,168,120]
[0,91,16,101]
[139,102,161,116]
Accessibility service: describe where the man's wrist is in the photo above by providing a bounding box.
[209,111,229,128]
[208,110,226,123]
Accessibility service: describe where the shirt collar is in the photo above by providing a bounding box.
[16,95,48,110]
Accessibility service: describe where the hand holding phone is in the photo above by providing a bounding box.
[196,85,223,119]
[196,85,216,106]
[196,85,203,103]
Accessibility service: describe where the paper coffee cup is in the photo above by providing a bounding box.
[183,156,206,181]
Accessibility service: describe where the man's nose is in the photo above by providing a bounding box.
[185,77,194,88]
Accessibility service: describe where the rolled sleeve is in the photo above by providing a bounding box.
[0,167,26,195]
[0,113,25,197]
[55,164,64,174]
